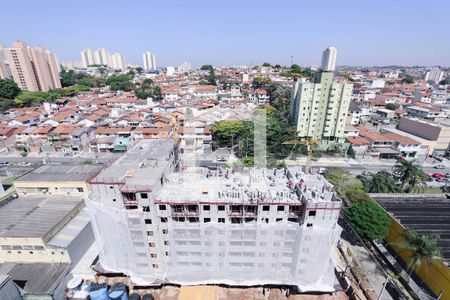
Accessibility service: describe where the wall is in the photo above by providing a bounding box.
[385,217,450,300]
[14,181,90,196]
[0,237,71,263]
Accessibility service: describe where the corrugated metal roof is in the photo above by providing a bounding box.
[16,165,102,183]
[0,196,83,239]
[47,209,91,248]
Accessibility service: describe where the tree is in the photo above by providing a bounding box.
[252,77,272,88]
[345,201,391,241]
[325,170,365,198]
[268,84,292,113]
[402,75,414,84]
[291,64,301,73]
[185,107,193,122]
[198,80,208,85]
[345,189,371,203]
[135,67,143,75]
[200,65,213,71]
[211,121,245,148]
[347,145,356,159]
[359,171,403,193]
[106,74,134,91]
[262,62,272,67]
[396,230,443,280]
[274,64,282,69]
[393,159,427,192]
[385,103,399,111]
[0,79,21,99]
[60,69,76,87]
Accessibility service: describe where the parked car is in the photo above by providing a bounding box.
[434,164,446,169]
[432,173,446,179]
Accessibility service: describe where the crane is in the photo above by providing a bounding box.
[282,138,320,173]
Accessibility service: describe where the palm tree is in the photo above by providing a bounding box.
[396,230,443,281]
[360,171,403,193]
[393,159,427,193]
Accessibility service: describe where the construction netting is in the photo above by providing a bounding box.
[86,198,341,291]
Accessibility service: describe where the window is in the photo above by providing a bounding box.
[77,188,84,192]
[140,193,148,199]
[147,231,154,236]
[159,205,166,211]
[218,205,225,211]
[161,217,168,223]
[164,241,169,245]
[204,218,211,223]
[203,205,210,211]
[145,219,152,224]
[149,243,156,247]
[142,206,150,212]
[276,218,283,222]
[151,253,157,258]
[277,205,285,211]
[218,218,225,223]
[306,223,313,227]
[152,264,159,268]
[308,210,317,217]
[263,205,270,211]
[162,229,168,234]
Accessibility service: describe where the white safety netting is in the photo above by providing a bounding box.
[86,198,341,291]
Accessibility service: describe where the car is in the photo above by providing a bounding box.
[18,162,31,166]
[216,156,227,162]
[432,173,446,179]
[434,164,446,169]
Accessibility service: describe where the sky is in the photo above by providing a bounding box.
[1,0,449,67]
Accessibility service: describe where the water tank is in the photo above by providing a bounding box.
[142,294,154,300]
[108,282,128,300]
[89,282,109,300]
[129,293,141,300]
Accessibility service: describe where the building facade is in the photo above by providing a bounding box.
[143,52,156,70]
[86,140,341,291]
[289,72,352,141]
[4,41,61,92]
[321,46,337,71]
[80,48,95,68]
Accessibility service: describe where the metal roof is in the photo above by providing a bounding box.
[15,165,102,183]
[47,208,91,248]
[0,196,83,240]
[372,194,450,263]
[0,263,70,295]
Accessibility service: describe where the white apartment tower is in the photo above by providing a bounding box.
[143,52,156,70]
[0,43,10,79]
[94,48,111,67]
[4,41,61,92]
[111,52,126,70]
[86,140,342,291]
[424,67,444,84]
[290,72,352,141]
[321,46,337,72]
[80,49,95,68]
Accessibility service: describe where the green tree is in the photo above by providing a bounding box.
[262,62,272,67]
[385,103,399,110]
[200,65,213,71]
[0,79,21,99]
[393,159,427,192]
[291,64,301,73]
[198,80,208,85]
[396,230,443,280]
[211,121,245,148]
[252,77,272,88]
[274,64,281,69]
[359,171,403,193]
[135,78,155,99]
[60,69,76,87]
[347,145,356,159]
[345,201,391,241]
[268,84,292,113]
[401,75,414,84]
[325,170,364,197]
[106,74,134,91]
[135,67,144,74]
[345,189,371,203]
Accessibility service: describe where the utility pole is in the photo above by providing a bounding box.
[377,276,391,300]
[290,55,293,66]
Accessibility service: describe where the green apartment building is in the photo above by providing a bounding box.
[289,72,352,143]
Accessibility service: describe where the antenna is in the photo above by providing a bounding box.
[290,55,294,66]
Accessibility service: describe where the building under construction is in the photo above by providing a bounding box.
[85,139,342,291]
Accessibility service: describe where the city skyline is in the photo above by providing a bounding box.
[1,0,450,67]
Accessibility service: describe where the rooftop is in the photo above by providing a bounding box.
[0,196,83,241]
[156,167,336,205]
[15,165,102,183]
[91,139,175,187]
[372,194,450,263]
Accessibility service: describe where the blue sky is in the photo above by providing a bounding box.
[1,0,449,67]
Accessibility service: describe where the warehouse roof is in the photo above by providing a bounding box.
[0,196,83,241]
[0,263,70,295]
[15,165,102,183]
[372,194,450,263]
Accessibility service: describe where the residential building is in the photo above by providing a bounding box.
[424,67,444,84]
[93,48,111,66]
[110,52,126,70]
[289,72,352,142]
[178,61,191,73]
[0,44,10,79]
[80,48,95,68]
[143,52,156,70]
[250,89,270,105]
[4,41,61,92]
[321,46,337,71]
[405,106,447,119]
[86,140,341,291]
